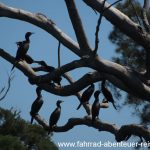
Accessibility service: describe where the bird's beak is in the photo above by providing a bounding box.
[31,32,35,35]
[60,100,64,103]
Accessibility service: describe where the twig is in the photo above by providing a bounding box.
[58,41,61,68]
[0,71,15,101]
[141,0,150,32]
[104,0,123,12]
[93,0,106,55]
[0,87,5,95]
[93,0,123,55]
[129,0,142,26]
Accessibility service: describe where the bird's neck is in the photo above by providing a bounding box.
[94,98,99,103]
[25,36,30,42]
[57,104,61,108]
[37,94,42,99]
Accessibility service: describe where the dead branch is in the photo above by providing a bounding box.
[65,0,92,53]
[33,114,150,142]
[0,2,82,57]
[83,0,150,50]
[0,71,14,101]
[93,0,106,55]
[129,0,142,26]
[141,0,150,32]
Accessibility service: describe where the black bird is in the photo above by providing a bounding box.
[30,87,43,124]
[49,100,63,133]
[77,83,95,110]
[11,32,34,71]
[40,61,62,86]
[39,61,55,72]
[92,90,101,124]
[101,79,117,110]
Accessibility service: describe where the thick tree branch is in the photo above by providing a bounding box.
[141,0,150,32]
[30,58,88,84]
[0,2,83,57]
[0,48,36,77]
[33,114,150,142]
[83,0,150,50]
[1,48,150,101]
[65,0,92,54]
[90,57,150,101]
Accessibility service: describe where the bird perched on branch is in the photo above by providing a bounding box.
[30,87,43,124]
[101,79,117,110]
[48,100,63,134]
[77,83,95,110]
[92,90,101,124]
[39,61,62,86]
[11,32,34,71]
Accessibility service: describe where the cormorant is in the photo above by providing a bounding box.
[39,61,55,72]
[40,61,62,86]
[11,32,34,71]
[48,100,63,133]
[30,87,43,124]
[101,79,117,110]
[92,90,101,124]
[77,83,95,110]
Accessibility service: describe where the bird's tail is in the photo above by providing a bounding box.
[76,103,82,110]
[112,102,117,110]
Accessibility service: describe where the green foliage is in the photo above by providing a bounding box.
[109,0,145,72]
[109,0,150,125]
[0,135,26,150]
[0,107,58,150]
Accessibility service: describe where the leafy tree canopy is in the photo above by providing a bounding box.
[0,107,58,150]
[109,0,150,126]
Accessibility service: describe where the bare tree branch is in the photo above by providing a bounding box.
[33,114,150,142]
[0,48,36,77]
[0,2,83,57]
[83,0,150,50]
[1,48,150,101]
[58,41,61,68]
[129,0,142,26]
[145,50,150,77]
[0,71,14,101]
[93,0,106,55]
[65,0,92,53]
[0,87,5,95]
[141,0,150,32]
[94,0,123,56]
